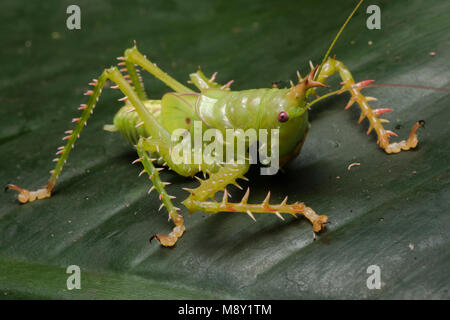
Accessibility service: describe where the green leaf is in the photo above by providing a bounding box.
[1,0,449,299]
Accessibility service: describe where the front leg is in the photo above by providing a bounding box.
[313,57,424,154]
[181,163,329,233]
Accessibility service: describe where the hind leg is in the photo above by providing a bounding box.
[6,66,172,203]
[6,64,189,246]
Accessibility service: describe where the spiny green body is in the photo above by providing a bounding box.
[111,87,310,163]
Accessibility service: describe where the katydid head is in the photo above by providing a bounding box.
[270,65,327,127]
[271,65,328,128]
[257,66,327,163]
[264,0,363,155]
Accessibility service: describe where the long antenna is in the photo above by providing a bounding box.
[368,83,450,93]
[315,0,364,80]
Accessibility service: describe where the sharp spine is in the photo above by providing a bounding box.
[262,191,271,206]
[132,157,144,164]
[275,211,285,221]
[246,210,256,222]
[240,187,250,204]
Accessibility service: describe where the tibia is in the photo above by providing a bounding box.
[136,148,185,247]
[185,187,329,232]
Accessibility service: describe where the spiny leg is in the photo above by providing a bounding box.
[181,162,329,233]
[136,136,201,178]
[137,136,234,247]
[123,44,234,94]
[6,66,172,203]
[134,148,185,247]
[109,67,189,246]
[188,66,234,91]
[120,60,148,101]
[6,72,110,203]
[311,57,424,154]
[122,45,194,93]
[136,116,224,178]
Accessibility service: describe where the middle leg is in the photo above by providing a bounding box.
[181,162,329,233]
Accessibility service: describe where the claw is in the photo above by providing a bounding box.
[312,215,329,232]
[149,218,185,247]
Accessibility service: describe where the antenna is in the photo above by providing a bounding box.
[315,0,364,80]
[368,83,450,93]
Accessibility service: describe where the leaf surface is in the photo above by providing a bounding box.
[0,0,449,299]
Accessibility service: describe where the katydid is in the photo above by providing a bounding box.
[6,0,425,247]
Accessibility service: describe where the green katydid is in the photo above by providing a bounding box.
[6,0,425,247]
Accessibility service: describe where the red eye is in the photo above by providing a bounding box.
[277,111,289,122]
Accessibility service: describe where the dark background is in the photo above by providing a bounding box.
[0,0,449,299]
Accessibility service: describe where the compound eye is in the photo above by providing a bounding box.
[277,111,289,122]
